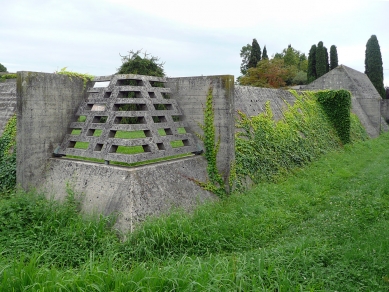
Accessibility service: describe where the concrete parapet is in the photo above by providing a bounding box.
[16,72,89,189]
[39,155,216,232]
[166,75,235,186]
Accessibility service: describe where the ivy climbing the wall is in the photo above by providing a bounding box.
[316,89,351,144]
[0,115,17,195]
[195,88,227,198]
[234,90,366,190]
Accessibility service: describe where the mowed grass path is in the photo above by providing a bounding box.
[1,133,389,290]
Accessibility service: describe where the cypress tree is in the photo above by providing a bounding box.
[248,39,261,68]
[307,44,317,83]
[0,63,7,72]
[330,45,338,70]
[262,46,268,60]
[324,47,329,73]
[316,41,327,78]
[365,35,385,98]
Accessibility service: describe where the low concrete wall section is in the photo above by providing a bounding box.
[40,155,215,232]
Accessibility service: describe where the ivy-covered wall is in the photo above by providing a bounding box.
[233,90,368,190]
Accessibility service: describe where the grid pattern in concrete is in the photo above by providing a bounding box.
[58,74,198,163]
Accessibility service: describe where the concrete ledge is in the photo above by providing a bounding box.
[39,155,216,232]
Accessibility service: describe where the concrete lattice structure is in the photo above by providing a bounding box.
[58,74,198,163]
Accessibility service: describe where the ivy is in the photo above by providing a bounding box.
[0,115,17,195]
[0,73,17,82]
[195,88,227,198]
[234,90,365,190]
[56,67,94,89]
[316,89,351,144]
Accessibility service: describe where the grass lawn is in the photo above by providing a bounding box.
[1,133,389,290]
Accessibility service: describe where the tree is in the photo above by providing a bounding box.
[324,46,329,73]
[365,35,385,98]
[262,46,269,60]
[330,45,338,70]
[239,44,252,76]
[117,50,165,122]
[386,87,389,99]
[240,58,290,88]
[316,41,327,78]
[248,39,261,69]
[117,49,165,76]
[292,71,308,85]
[0,63,7,72]
[307,44,317,83]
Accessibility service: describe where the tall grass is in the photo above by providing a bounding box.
[1,133,389,290]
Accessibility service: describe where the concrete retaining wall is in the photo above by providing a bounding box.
[0,79,16,135]
[16,72,89,189]
[40,155,215,232]
[166,75,235,188]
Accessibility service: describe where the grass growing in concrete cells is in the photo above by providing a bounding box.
[1,132,389,290]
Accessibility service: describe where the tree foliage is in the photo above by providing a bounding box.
[0,63,7,72]
[307,44,317,83]
[117,50,165,77]
[324,47,329,73]
[240,58,290,88]
[239,44,252,76]
[330,45,339,70]
[365,35,385,98]
[239,44,309,87]
[262,46,269,60]
[316,41,327,78]
[248,39,261,69]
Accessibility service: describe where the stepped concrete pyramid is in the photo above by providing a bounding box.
[58,74,198,163]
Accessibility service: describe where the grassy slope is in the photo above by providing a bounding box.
[1,133,389,290]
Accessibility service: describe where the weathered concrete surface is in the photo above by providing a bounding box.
[0,79,16,135]
[304,65,384,137]
[40,155,216,232]
[234,86,296,121]
[166,75,235,189]
[17,72,89,189]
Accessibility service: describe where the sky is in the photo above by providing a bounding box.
[1,0,388,86]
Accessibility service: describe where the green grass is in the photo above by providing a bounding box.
[2,133,389,290]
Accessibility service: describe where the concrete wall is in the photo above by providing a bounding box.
[0,79,16,135]
[234,86,296,120]
[166,75,235,187]
[16,72,89,189]
[40,156,215,232]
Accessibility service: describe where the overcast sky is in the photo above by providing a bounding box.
[1,0,388,86]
